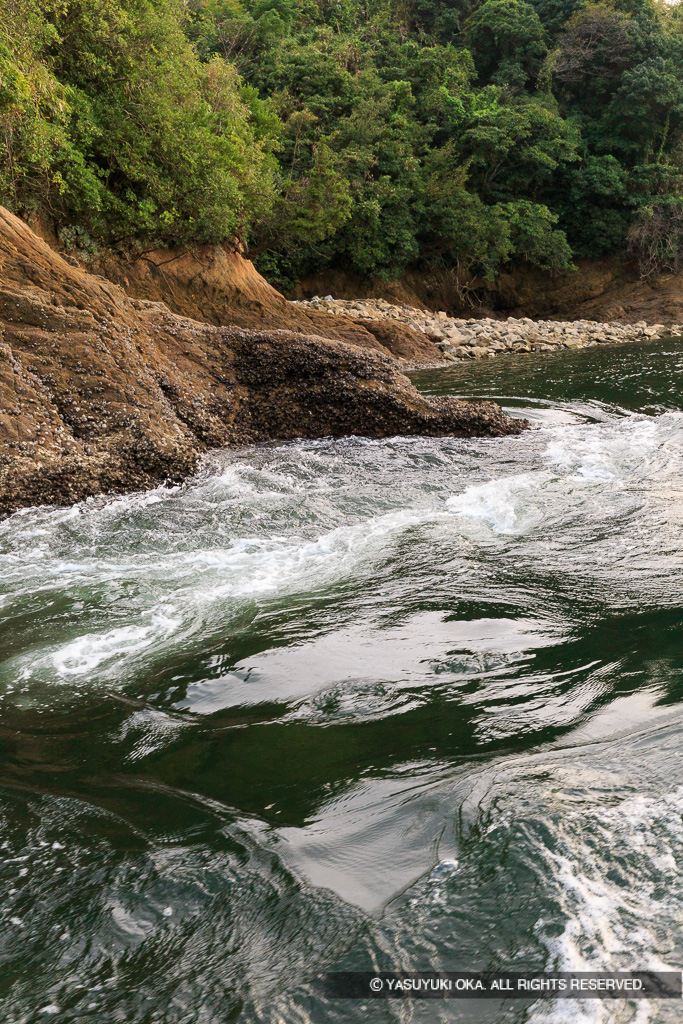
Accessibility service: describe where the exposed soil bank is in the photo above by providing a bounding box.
[0,209,524,517]
[86,244,445,364]
[290,259,683,325]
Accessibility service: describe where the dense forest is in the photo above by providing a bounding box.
[2,0,683,288]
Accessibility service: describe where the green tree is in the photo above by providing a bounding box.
[5,0,683,283]
[0,0,279,245]
[463,0,548,88]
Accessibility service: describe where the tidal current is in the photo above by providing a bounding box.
[1,339,682,1023]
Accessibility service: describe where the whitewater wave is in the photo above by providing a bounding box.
[1,406,682,698]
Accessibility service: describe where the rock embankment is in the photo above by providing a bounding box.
[0,208,525,516]
[87,245,444,363]
[294,297,682,360]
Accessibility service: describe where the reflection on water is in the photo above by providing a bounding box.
[1,338,683,1022]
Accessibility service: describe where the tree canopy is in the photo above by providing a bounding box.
[2,0,683,283]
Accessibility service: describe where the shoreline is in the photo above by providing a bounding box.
[294,297,683,362]
[0,207,525,519]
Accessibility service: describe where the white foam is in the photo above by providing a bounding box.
[529,786,683,1024]
[43,606,180,679]
[544,416,661,484]
[446,473,544,534]
[2,410,682,700]
[2,508,440,688]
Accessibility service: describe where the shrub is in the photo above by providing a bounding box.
[627,199,683,276]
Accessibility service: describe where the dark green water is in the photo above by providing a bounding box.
[1,338,683,1023]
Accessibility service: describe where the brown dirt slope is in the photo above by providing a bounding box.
[293,260,683,323]
[89,245,441,362]
[0,208,525,516]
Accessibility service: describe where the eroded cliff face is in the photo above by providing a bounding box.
[291,260,683,325]
[0,209,525,516]
[87,244,447,363]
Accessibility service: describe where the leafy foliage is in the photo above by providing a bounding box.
[0,0,278,245]
[3,0,683,279]
[628,198,683,277]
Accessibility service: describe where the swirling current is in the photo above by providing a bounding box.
[1,338,683,1023]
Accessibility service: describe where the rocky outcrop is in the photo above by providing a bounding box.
[349,316,443,361]
[294,296,681,360]
[0,208,525,516]
[87,244,442,363]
